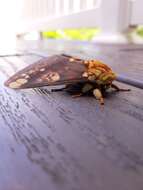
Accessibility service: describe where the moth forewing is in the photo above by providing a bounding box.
[4,54,87,89]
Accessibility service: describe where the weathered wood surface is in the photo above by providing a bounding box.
[0,40,143,190]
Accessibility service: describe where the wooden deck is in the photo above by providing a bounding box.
[0,40,143,190]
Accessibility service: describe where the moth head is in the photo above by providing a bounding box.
[82,59,116,85]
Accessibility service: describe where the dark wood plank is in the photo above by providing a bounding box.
[0,40,143,190]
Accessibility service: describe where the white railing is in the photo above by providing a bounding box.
[130,0,143,25]
[18,0,100,32]
[14,0,143,42]
[20,0,98,19]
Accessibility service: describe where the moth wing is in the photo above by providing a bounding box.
[4,54,87,89]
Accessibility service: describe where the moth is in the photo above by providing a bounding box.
[4,54,130,105]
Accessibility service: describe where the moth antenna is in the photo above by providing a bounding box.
[111,84,131,92]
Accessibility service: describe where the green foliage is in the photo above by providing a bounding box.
[64,28,100,40]
[42,30,63,39]
[42,28,100,41]
[42,26,143,40]
[136,26,143,37]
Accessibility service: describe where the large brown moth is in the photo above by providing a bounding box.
[4,54,130,105]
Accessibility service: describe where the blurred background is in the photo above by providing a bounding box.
[0,0,143,50]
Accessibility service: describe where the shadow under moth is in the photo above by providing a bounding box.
[4,54,130,105]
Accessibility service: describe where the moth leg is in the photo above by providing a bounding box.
[93,88,104,105]
[71,83,93,98]
[111,84,131,91]
[71,93,82,98]
[51,85,69,92]
[82,83,93,94]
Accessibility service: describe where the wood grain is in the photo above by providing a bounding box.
[0,40,143,190]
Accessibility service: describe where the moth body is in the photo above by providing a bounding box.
[4,54,130,105]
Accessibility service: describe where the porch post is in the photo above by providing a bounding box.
[93,0,131,43]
